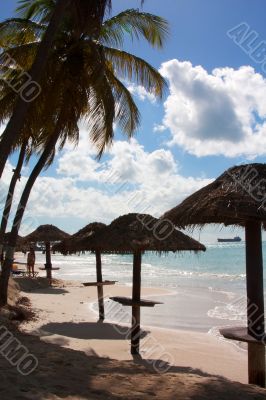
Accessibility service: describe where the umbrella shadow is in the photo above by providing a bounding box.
[40,321,150,340]
[33,288,69,294]
[14,277,69,294]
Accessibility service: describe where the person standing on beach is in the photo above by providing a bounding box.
[27,247,36,277]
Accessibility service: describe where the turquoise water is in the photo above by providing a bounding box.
[16,242,266,334]
[48,242,265,294]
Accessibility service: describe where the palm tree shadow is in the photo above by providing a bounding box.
[132,355,224,379]
[40,321,149,340]
[1,331,265,400]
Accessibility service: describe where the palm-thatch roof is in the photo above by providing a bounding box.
[162,163,266,228]
[163,163,266,387]
[77,213,205,253]
[23,224,70,244]
[53,222,106,254]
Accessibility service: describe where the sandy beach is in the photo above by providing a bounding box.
[21,279,249,382]
[0,275,262,400]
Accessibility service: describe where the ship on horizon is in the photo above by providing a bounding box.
[217,236,242,243]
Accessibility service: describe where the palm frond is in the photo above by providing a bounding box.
[88,70,115,159]
[0,42,38,70]
[0,83,17,124]
[0,2,167,165]
[16,0,56,23]
[92,80,114,156]
[17,0,112,33]
[105,66,140,136]
[79,41,116,157]
[101,9,169,49]
[0,18,44,48]
[103,46,167,98]
[25,138,37,164]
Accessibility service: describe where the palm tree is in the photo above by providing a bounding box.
[0,0,114,255]
[0,62,54,260]
[0,0,70,178]
[0,121,64,305]
[0,0,112,178]
[0,140,27,262]
[0,6,168,305]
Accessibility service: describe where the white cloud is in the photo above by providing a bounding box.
[153,123,167,133]
[55,136,211,218]
[57,148,100,181]
[127,83,157,103]
[0,161,16,220]
[2,134,211,234]
[160,60,266,157]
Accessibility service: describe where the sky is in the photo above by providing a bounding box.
[1,0,266,242]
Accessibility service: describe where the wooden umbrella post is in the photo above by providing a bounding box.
[245,221,265,387]
[45,241,52,280]
[131,251,142,355]
[96,250,104,320]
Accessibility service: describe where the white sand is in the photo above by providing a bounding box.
[22,279,248,383]
[0,277,264,400]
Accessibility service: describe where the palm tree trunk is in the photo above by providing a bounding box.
[0,130,60,307]
[0,0,69,179]
[0,141,27,263]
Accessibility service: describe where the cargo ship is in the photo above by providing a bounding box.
[217,236,241,243]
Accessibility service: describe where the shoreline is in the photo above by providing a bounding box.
[20,278,249,384]
[87,283,248,354]
[13,255,249,346]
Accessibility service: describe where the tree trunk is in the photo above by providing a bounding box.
[0,131,60,307]
[96,250,104,320]
[0,141,27,263]
[245,222,265,387]
[131,251,142,354]
[45,241,52,280]
[0,0,69,179]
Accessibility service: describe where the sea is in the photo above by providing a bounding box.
[16,241,266,339]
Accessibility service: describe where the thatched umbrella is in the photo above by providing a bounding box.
[23,225,70,279]
[163,163,266,387]
[80,213,206,355]
[54,222,110,320]
[54,222,106,254]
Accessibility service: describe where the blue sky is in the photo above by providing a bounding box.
[1,0,266,241]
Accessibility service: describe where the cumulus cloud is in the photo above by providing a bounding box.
[160,60,266,157]
[0,161,15,216]
[2,133,211,234]
[55,136,211,220]
[127,83,157,103]
[153,123,167,133]
[56,125,100,181]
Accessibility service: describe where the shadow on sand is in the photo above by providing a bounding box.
[14,277,69,294]
[31,288,69,295]
[0,327,265,400]
[40,321,149,340]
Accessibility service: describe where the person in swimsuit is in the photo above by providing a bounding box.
[27,247,35,277]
